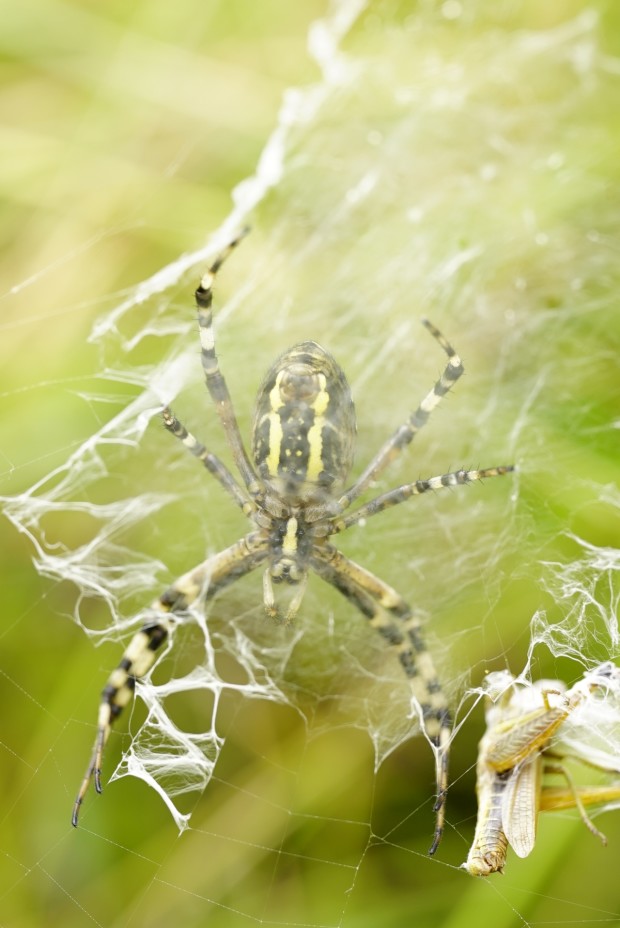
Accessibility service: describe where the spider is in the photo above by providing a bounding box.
[72,228,513,853]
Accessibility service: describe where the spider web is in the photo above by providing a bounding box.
[2,1,620,926]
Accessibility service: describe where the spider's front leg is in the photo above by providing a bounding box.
[194,227,263,502]
[337,319,464,511]
[72,534,268,826]
[311,544,451,854]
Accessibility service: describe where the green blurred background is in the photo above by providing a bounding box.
[1,1,619,926]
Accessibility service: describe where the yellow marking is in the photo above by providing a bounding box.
[174,572,204,601]
[368,612,391,629]
[98,704,112,728]
[115,686,135,708]
[402,614,422,632]
[305,374,329,483]
[415,651,440,687]
[200,270,215,291]
[109,669,129,689]
[120,624,170,678]
[268,372,285,411]
[265,373,285,477]
[282,517,298,555]
[420,393,441,413]
[132,649,157,677]
[124,632,149,663]
[377,589,400,610]
[199,323,215,352]
[427,476,442,489]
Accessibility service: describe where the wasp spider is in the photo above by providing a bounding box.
[72,229,513,853]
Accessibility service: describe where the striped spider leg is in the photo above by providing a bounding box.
[73,229,513,856]
[463,664,620,876]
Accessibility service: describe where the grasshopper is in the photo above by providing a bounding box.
[463,663,620,876]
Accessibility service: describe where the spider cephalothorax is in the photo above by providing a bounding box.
[72,229,513,855]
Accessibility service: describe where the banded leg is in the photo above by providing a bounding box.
[163,407,255,516]
[337,319,464,511]
[331,465,514,534]
[72,532,268,826]
[311,544,451,854]
[195,228,262,500]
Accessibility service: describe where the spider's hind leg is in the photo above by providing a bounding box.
[337,319,464,511]
[311,544,452,855]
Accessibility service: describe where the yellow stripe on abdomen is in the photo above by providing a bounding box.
[305,374,329,483]
[265,372,285,478]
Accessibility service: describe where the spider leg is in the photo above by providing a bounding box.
[72,532,268,826]
[337,319,464,511]
[331,465,514,534]
[310,543,451,855]
[195,228,263,501]
[162,407,255,516]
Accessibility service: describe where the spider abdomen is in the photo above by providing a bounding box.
[252,341,356,504]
